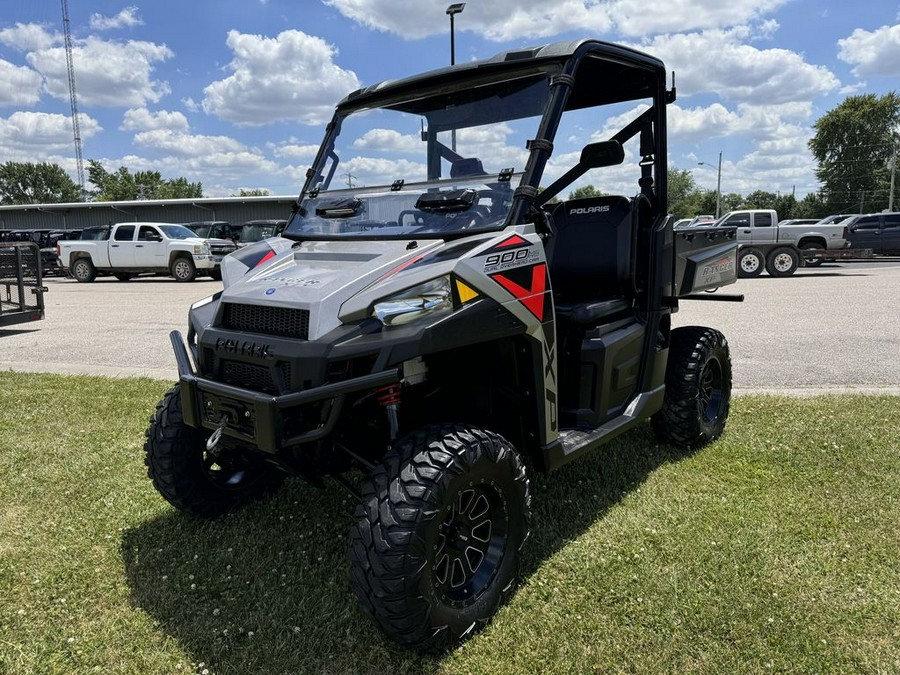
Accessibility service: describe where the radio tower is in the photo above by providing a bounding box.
[61,0,85,195]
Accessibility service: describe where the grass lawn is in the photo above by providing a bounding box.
[0,371,897,674]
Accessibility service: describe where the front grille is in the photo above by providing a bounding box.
[223,303,309,340]
[221,361,276,394]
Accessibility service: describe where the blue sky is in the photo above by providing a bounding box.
[1,0,898,201]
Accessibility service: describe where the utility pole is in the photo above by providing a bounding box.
[889,145,896,212]
[344,172,356,189]
[61,0,85,196]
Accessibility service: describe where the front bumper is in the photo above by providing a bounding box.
[171,330,400,453]
[191,255,217,270]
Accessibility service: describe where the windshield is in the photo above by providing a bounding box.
[242,223,281,242]
[284,73,553,240]
[160,225,200,240]
[188,225,212,238]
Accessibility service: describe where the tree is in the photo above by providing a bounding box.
[793,192,829,219]
[772,193,798,220]
[0,161,82,205]
[808,92,900,213]
[233,188,270,197]
[87,160,202,201]
[741,190,778,209]
[668,169,700,218]
[568,184,602,200]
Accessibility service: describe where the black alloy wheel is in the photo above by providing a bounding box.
[349,423,530,651]
[652,326,732,448]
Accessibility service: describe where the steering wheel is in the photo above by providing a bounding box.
[450,206,489,230]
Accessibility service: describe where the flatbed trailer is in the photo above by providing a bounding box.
[0,242,47,328]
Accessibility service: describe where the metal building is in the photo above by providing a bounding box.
[0,195,298,233]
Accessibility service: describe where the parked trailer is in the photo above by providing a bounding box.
[0,242,47,328]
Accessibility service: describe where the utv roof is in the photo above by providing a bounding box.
[338,39,666,112]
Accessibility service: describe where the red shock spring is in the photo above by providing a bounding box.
[376,384,401,407]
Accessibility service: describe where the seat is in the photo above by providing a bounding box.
[545,195,634,324]
[450,157,484,178]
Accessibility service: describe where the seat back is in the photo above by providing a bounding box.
[546,195,633,303]
[450,157,484,178]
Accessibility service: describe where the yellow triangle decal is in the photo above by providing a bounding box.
[456,280,479,303]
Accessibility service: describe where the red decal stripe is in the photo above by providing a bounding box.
[496,234,528,248]
[491,264,547,321]
[256,250,277,267]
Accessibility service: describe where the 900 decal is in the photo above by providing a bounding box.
[485,248,529,266]
[483,247,539,272]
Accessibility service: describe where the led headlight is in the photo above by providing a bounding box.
[373,277,452,326]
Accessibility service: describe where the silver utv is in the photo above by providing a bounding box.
[145,38,738,651]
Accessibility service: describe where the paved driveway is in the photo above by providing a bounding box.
[3,260,899,394]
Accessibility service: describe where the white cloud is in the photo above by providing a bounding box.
[0,59,43,106]
[667,101,811,144]
[0,23,59,52]
[353,128,422,153]
[640,28,839,104]
[272,143,320,160]
[121,108,189,132]
[325,0,791,40]
[132,129,247,155]
[611,0,789,37]
[93,151,285,197]
[27,36,173,107]
[342,156,426,186]
[0,111,101,158]
[202,30,360,126]
[89,7,144,31]
[838,24,900,77]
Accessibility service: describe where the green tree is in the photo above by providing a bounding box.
[668,169,701,218]
[793,192,829,219]
[772,193,798,220]
[808,92,900,213]
[568,184,602,200]
[233,188,270,197]
[0,161,82,205]
[741,190,778,209]
[87,160,202,201]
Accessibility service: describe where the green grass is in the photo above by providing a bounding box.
[1,372,898,674]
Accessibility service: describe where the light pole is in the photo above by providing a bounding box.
[698,151,722,218]
[446,3,464,153]
[446,3,465,66]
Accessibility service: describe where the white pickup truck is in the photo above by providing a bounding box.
[703,210,855,277]
[58,222,234,283]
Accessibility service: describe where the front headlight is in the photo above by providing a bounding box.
[193,243,210,255]
[372,277,452,326]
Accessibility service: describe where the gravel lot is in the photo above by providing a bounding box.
[3,260,899,394]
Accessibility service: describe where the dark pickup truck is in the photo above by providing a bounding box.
[845,212,900,255]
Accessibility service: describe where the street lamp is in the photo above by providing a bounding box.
[446,3,465,66]
[698,151,723,218]
[446,3,465,152]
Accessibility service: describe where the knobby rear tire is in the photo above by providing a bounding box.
[652,326,732,448]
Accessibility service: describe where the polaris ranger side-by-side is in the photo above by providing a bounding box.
[145,39,739,650]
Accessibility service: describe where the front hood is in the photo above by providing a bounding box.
[218,238,444,339]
